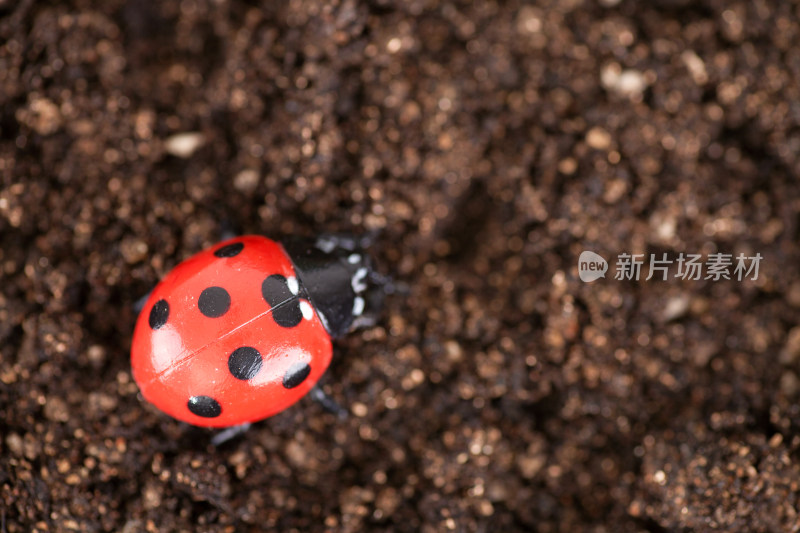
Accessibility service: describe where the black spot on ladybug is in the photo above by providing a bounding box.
[198,286,231,318]
[214,242,244,258]
[273,303,303,328]
[282,361,311,389]
[261,274,292,306]
[187,395,221,418]
[149,299,170,330]
[228,346,263,381]
[262,274,302,328]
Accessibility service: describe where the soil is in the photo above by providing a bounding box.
[2,1,800,531]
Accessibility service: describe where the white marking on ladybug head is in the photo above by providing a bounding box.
[352,295,365,317]
[351,267,368,293]
[300,300,314,320]
[287,276,299,295]
[315,237,336,253]
[348,253,362,264]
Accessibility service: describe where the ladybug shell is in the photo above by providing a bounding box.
[131,236,333,428]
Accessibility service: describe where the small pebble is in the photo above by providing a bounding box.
[164,132,205,158]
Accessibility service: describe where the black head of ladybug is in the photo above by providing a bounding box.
[282,235,384,339]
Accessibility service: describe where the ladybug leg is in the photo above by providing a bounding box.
[309,385,348,420]
[132,291,152,315]
[210,422,252,447]
[218,219,238,242]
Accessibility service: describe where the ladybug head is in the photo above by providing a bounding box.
[282,235,383,339]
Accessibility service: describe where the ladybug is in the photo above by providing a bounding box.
[131,235,380,428]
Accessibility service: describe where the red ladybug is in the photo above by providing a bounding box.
[131,235,378,428]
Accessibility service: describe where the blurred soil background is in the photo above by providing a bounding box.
[2,0,800,531]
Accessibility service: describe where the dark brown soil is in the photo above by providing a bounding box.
[2,1,800,531]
